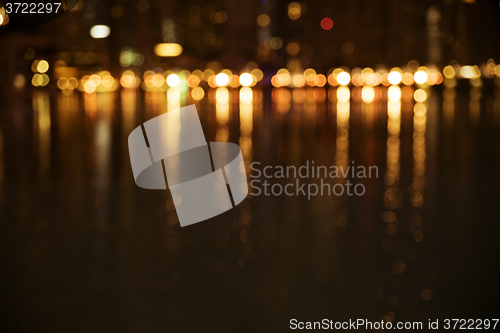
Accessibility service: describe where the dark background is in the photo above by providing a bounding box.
[1,0,500,332]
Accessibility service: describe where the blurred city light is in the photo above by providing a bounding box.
[215,73,230,87]
[191,86,205,100]
[153,43,183,57]
[166,74,181,87]
[337,72,351,86]
[337,86,350,102]
[239,73,253,87]
[388,71,402,85]
[459,65,481,79]
[320,17,334,30]
[443,65,456,78]
[288,2,301,20]
[90,25,111,38]
[361,86,375,103]
[257,14,270,27]
[388,85,402,101]
[0,7,9,26]
[414,89,427,102]
[37,60,49,74]
[414,70,428,84]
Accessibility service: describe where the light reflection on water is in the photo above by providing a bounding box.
[0,84,500,331]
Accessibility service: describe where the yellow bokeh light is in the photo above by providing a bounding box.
[361,86,375,103]
[277,68,291,86]
[401,72,414,85]
[257,14,270,27]
[365,73,380,86]
[31,60,40,73]
[32,74,43,87]
[426,72,438,85]
[166,74,180,87]
[352,73,364,86]
[292,74,305,87]
[0,11,9,26]
[314,74,327,87]
[337,86,350,103]
[443,65,455,79]
[414,89,427,103]
[459,65,480,79]
[191,86,205,101]
[203,69,215,81]
[303,68,316,77]
[229,74,240,88]
[337,72,350,86]
[288,2,301,20]
[250,68,263,82]
[153,43,183,57]
[13,74,25,89]
[239,73,253,87]
[414,70,428,84]
[40,74,49,86]
[215,73,230,87]
[271,75,281,88]
[388,71,402,85]
[286,42,300,55]
[69,77,78,90]
[388,85,401,101]
[207,75,217,88]
[84,80,97,93]
[90,25,111,38]
[89,74,101,86]
[240,87,253,103]
[152,73,165,87]
[216,87,230,103]
[120,71,137,88]
[187,75,201,88]
[36,60,49,74]
[57,77,69,90]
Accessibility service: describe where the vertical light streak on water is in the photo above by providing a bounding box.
[383,86,402,236]
[215,87,230,142]
[33,91,51,177]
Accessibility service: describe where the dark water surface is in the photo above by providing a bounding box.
[1,84,499,332]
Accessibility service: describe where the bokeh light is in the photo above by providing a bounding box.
[337,72,351,86]
[288,2,301,20]
[320,17,334,30]
[388,71,402,85]
[388,85,402,101]
[191,86,205,101]
[257,14,270,27]
[414,70,428,84]
[166,74,181,87]
[239,73,253,87]
[215,73,230,87]
[154,43,183,57]
[90,25,111,38]
[35,60,49,74]
[414,89,427,103]
[361,86,375,103]
[443,65,456,79]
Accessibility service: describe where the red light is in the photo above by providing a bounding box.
[320,17,334,30]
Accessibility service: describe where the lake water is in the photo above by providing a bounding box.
[1,82,499,331]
